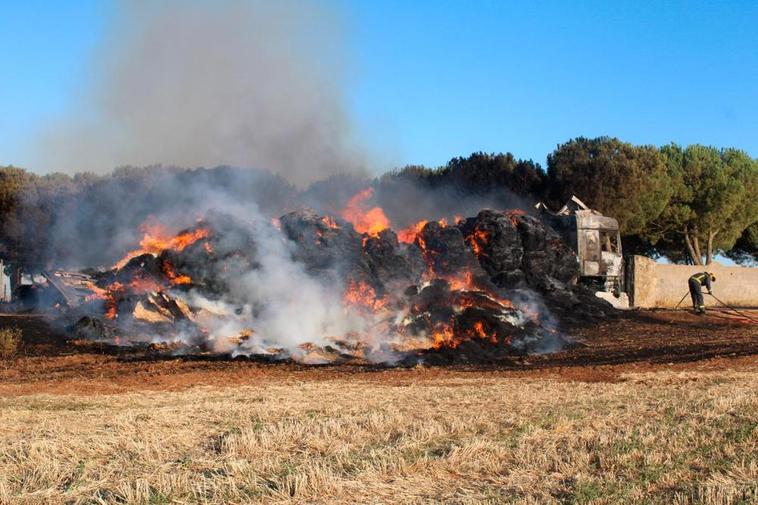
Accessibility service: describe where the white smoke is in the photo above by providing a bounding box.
[195,213,372,363]
[507,288,564,354]
[134,189,383,363]
[32,0,367,187]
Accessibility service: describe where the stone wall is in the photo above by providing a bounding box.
[628,255,758,308]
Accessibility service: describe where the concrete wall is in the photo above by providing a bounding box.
[629,255,758,308]
[0,259,11,303]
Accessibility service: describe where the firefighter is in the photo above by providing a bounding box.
[688,272,715,314]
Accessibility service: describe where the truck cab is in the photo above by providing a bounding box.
[536,196,624,295]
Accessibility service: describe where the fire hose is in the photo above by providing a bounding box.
[674,291,690,310]
[706,293,758,323]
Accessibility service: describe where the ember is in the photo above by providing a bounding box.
[343,277,387,311]
[162,260,192,285]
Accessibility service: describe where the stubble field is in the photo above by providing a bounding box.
[0,310,756,504]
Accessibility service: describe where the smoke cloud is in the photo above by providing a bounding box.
[172,204,380,364]
[33,0,366,186]
[8,1,580,365]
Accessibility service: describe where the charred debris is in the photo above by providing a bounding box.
[21,200,617,365]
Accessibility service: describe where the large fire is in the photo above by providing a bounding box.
[62,198,568,363]
[340,188,390,237]
[341,189,460,248]
[114,222,210,269]
[88,223,215,320]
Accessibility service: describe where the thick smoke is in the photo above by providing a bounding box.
[374,178,535,229]
[174,205,380,364]
[18,164,537,270]
[8,1,590,364]
[36,167,296,269]
[25,171,585,364]
[33,0,366,186]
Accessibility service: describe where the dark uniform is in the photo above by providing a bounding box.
[688,272,714,314]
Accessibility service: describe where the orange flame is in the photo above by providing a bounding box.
[114,223,210,269]
[397,220,428,244]
[99,274,168,319]
[86,281,119,320]
[321,216,340,229]
[431,322,455,349]
[470,321,497,344]
[84,282,109,301]
[102,282,124,319]
[162,260,193,286]
[430,319,501,350]
[465,229,489,257]
[340,188,390,237]
[506,209,527,227]
[444,271,475,291]
[342,278,387,311]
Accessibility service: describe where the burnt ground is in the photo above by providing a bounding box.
[0,308,756,396]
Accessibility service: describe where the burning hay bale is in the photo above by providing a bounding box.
[414,220,493,293]
[402,279,528,353]
[460,210,525,287]
[459,210,579,290]
[133,292,192,324]
[280,209,366,277]
[51,195,613,364]
[361,229,426,291]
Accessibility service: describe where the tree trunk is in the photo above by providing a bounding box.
[705,230,718,265]
[692,226,703,266]
[684,227,702,266]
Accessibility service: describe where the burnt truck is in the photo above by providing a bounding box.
[536,196,626,301]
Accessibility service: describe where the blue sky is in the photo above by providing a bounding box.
[1,0,756,171]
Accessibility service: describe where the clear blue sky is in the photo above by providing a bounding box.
[1,0,756,171]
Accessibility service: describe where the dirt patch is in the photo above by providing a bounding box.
[0,309,756,396]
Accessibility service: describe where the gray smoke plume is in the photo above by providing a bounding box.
[32,0,366,186]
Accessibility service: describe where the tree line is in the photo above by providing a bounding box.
[383,137,757,266]
[0,136,756,268]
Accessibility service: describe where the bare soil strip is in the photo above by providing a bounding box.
[0,309,756,396]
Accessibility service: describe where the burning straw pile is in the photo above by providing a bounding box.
[45,188,612,365]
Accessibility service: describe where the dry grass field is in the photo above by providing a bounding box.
[0,310,756,504]
[1,364,756,504]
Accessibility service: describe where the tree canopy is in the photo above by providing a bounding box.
[644,144,758,265]
[546,137,672,236]
[385,152,546,198]
[725,223,758,266]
